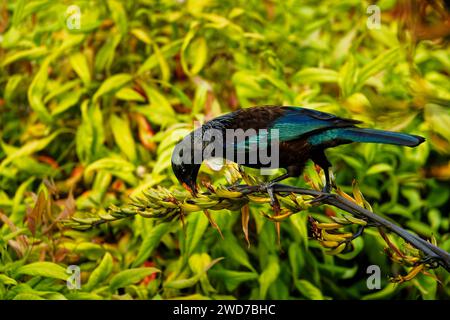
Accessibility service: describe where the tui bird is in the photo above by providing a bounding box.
[171,106,425,210]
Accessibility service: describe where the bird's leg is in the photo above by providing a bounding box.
[266,185,282,247]
[256,172,291,211]
[311,151,335,204]
[230,169,296,248]
[265,172,292,187]
[266,186,280,213]
[345,225,365,243]
[256,172,293,247]
[322,166,337,193]
[230,172,291,193]
[309,173,333,204]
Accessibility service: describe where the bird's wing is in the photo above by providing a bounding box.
[271,107,361,142]
[223,130,271,153]
[208,106,360,152]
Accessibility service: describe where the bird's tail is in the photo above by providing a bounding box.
[333,128,425,147]
[308,128,425,147]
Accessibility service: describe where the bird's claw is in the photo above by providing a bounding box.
[419,256,442,269]
[344,225,365,244]
[252,182,281,213]
[310,194,331,205]
[227,181,242,190]
[310,185,333,205]
[257,182,273,193]
[228,182,279,196]
[227,184,255,194]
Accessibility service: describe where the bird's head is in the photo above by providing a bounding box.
[171,131,202,197]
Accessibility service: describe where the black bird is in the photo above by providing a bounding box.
[171,106,425,208]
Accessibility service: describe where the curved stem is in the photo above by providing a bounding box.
[240,183,450,272]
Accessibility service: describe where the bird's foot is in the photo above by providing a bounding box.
[227,181,241,189]
[310,185,334,205]
[343,225,365,244]
[257,182,272,193]
[419,256,443,269]
[254,182,281,212]
[227,183,257,194]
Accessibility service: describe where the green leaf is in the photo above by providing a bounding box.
[180,22,200,76]
[85,157,135,175]
[132,223,171,267]
[219,232,255,271]
[406,220,435,238]
[138,40,182,75]
[44,79,80,103]
[13,293,46,300]
[232,70,266,104]
[339,54,357,97]
[63,242,105,260]
[27,57,52,123]
[295,279,324,300]
[0,129,68,169]
[39,292,67,300]
[15,262,68,281]
[69,52,91,85]
[107,0,128,36]
[183,212,210,257]
[188,253,217,293]
[134,83,175,126]
[152,43,171,81]
[109,267,160,291]
[109,114,137,162]
[95,34,121,72]
[93,73,133,102]
[4,74,23,104]
[115,87,146,102]
[188,37,208,75]
[163,275,201,289]
[289,212,309,247]
[366,163,393,176]
[414,273,437,300]
[85,252,113,291]
[11,0,26,26]
[51,90,83,116]
[164,256,223,290]
[356,47,400,89]
[293,68,339,83]
[210,269,258,291]
[0,274,18,286]
[9,177,35,225]
[258,255,280,299]
[192,81,208,115]
[75,101,105,164]
[425,104,450,142]
[131,28,152,44]
[66,292,103,300]
[2,46,47,67]
[362,283,397,300]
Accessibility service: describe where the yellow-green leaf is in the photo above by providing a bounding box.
[93,73,133,102]
[109,267,160,291]
[69,52,91,85]
[85,252,113,291]
[110,114,137,162]
[15,262,68,281]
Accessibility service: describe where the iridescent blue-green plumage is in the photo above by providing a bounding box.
[307,127,424,147]
[171,106,425,194]
[271,106,424,147]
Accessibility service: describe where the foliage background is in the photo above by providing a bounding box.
[0,0,449,300]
